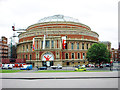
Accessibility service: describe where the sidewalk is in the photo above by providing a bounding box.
[1,71,118,79]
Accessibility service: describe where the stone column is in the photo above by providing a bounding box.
[80,42,82,50]
[40,40,41,49]
[84,43,86,50]
[74,42,77,50]
[60,40,62,49]
[38,40,40,50]
[54,40,56,49]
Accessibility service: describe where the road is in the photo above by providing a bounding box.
[1,71,119,88]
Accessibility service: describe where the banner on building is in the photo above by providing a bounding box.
[62,36,66,49]
[32,38,35,51]
[43,35,46,49]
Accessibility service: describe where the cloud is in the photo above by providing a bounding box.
[0,0,119,49]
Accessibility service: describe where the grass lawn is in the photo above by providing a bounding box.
[34,70,111,73]
[0,70,111,73]
[0,70,26,73]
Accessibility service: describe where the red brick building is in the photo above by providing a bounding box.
[0,36,8,59]
[111,48,119,61]
[17,15,99,67]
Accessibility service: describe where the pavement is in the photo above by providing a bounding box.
[1,71,119,88]
[1,62,120,89]
[1,71,119,78]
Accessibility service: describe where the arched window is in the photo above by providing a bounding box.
[86,43,89,49]
[51,40,54,48]
[71,43,74,49]
[82,43,84,49]
[65,53,68,59]
[72,53,74,59]
[77,43,79,49]
[78,53,80,59]
[30,55,32,60]
[83,53,85,59]
[26,55,28,60]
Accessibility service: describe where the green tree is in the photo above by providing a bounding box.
[86,43,111,66]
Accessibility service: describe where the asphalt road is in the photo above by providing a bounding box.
[1,71,119,88]
[2,78,118,88]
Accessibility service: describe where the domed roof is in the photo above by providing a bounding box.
[38,14,79,23]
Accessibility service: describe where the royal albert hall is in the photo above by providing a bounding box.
[17,15,99,67]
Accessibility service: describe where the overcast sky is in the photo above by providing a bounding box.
[0,0,119,49]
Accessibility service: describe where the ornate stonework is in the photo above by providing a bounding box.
[17,15,99,67]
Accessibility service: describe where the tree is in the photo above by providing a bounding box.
[86,43,111,66]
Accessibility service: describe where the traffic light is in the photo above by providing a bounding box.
[12,26,15,31]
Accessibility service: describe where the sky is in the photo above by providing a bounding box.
[0,0,119,49]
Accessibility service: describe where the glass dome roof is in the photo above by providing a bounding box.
[38,15,79,23]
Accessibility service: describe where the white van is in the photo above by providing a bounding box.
[2,64,9,69]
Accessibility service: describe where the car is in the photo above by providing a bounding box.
[105,63,110,67]
[81,64,86,68]
[100,64,104,68]
[57,65,62,69]
[74,67,86,71]
[51,66,57,69]
[8,64,13,69]
[2,64,9,69]
[20,65,33,70]
[38,67,47,70]
[88,64,94,67]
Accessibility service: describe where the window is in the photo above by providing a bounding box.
[51,40,54,48]
[41,41,43,48]
[72,53,74,59]
[36,54,39,59]
[30,55,32,60]
[65,53,68,59]
[65,43,67,49]
[83,53,85,59]
[23,55,24,59]
[26,55,28,60]
[26,45,28,51]
[71,43,74,49]
[86,44,89,49]
[78,53,80,59]
[82,43,84,49]
[23,45,24,51]
[77,43,79,49]
[46,40,50,48]
[72,61,74,64]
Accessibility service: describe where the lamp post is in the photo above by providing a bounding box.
[110,60,112,71]
[37,53,39,70]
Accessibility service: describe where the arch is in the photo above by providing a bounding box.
[41,51,54,61]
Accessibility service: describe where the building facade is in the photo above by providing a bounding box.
[111,48,119,61]
[100,41,111,51]
[17,15,99,67]
[0,36,8,60]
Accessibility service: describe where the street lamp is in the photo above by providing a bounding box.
[110,60,113,71]
[37,53,39,70]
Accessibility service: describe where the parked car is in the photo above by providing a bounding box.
[100,64,103,68]
[81,64,86,68]
[8,64,13,69]
[51,66,57,69]
[20,65,32,70]
[38,67,47,70]
[87,64,94,67]
[2,64,9,69]
[106,63,110,67]
[57,65,62,69]
[74,67,86,71]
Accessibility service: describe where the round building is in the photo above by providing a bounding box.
[17,15,99,67]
